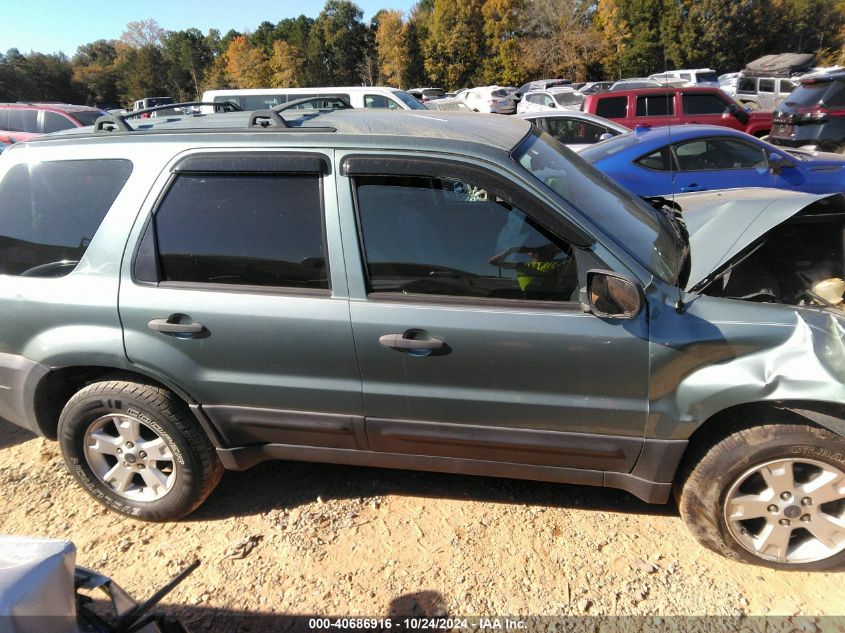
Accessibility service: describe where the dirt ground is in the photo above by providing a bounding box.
[1,418,843,632]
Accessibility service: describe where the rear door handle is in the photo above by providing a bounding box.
[379,332,446,354]
[148,314,206,335]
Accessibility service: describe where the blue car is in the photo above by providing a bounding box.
[580,125,845,196]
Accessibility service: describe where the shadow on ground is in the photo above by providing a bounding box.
[0,417,36,450]
[190,458,677,523]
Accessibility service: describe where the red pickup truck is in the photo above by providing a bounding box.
[581,87,772,137]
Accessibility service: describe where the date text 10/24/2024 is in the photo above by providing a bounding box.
[307,618,528,630]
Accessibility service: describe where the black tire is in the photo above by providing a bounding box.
[58,380,223,521]
[677,423,845,570]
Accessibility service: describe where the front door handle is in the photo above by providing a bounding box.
[148,314,206,335]
[379,331,446,355]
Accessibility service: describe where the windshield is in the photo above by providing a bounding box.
[391,90,427,110]
[514,130,683,284]
[553,92,584,107]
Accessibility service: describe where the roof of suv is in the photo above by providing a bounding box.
[28,109,533,156]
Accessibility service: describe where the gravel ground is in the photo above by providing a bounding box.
[1,418,843,632]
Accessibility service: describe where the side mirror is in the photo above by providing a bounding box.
[727,103,749,124]
[598,132,614,142]
[768,152,792,174]
[585,270,643,319]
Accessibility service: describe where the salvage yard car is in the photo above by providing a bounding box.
[0,108,844,570]
[581,125,845,196]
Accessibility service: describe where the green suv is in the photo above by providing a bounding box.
[1,107,844,570]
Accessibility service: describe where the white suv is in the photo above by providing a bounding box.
[457,86,516,114]
[516,87,584,114]
[649,69,720,87]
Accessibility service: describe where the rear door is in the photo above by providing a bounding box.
[119,150,364,450]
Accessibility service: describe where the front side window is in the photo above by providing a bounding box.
[674,138,766,171]
[737,77,757,94]
[682,93,730,115]
[595,96,627,119]
[355,175,578,302]
[364,94,401,109]
[779,79,797,94]
[153,173,327,289]
[0,159,132,276]
[759,79,775,93]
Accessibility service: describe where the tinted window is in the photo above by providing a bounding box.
[154,174,326,289]
[0,159,132,276]
[595,96,627,119]
[737,77,757,94]
[779,79,797,94]
[242,94,288,109]
[759,79,775,93]
[674,138,766,170]
[43,111,76,133]
[7,109,38,133]
[636,148,673,171]
[364,94,402,109]
[553,92,583,107]
[783,81,845,108]
[682,93,729,115]
[695,72,718,83]
[635,94,674,116]
[355,175,578,302]
[546,118,613,144]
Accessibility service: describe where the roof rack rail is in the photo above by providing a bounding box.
[249,109,290,128]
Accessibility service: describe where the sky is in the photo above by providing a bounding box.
[2,0,417,57]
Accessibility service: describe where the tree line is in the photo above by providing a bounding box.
[2,0,843,108]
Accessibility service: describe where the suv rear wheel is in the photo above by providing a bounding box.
[678,423,845,570]
[58,380,223,521]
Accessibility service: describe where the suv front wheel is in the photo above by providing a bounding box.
[58,380,223,521]
[678,423,845,570]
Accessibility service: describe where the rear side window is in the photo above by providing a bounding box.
[595,96,627,119]
[759,79,775,93]
[0,159,132,276]
[635,94,674,116]
[7,109,38,133]
[153,174,327,289]
[682,94,729,115]
[43,111,76,133]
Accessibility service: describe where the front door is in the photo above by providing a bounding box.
[339,154,650,472]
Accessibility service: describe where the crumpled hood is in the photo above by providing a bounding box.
[678,188,845,289]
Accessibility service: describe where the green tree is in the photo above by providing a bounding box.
[481,0,525,85]
[115,44,170,103]
[308,0,368,85]
[72,40,120,105]
[162,29,214,100]
[425,0,485,88]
